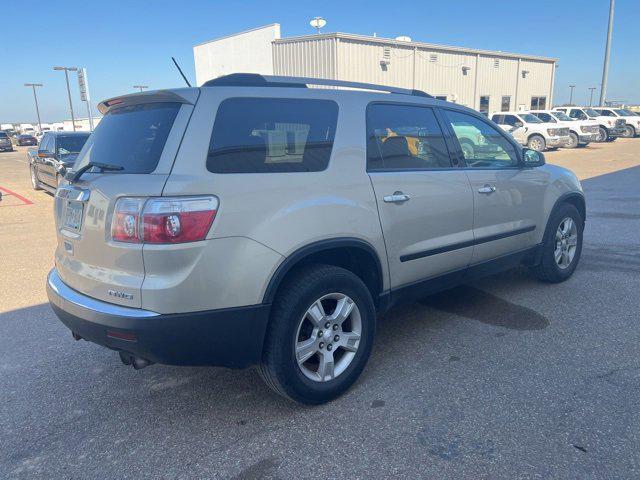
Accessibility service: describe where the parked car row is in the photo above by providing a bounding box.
[27,131,91,193]
[489,106,639,152]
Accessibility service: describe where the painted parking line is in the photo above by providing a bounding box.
[0,186,34,206]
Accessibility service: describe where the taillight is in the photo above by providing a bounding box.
[112,198,145,243]
[111,196,218,244]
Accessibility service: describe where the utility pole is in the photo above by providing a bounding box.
[600,0,615,106]
[588,87,597,107]
[133,85,148,92]
[569,85,576,105]
[24,83,43,133]
[54,66,78,131]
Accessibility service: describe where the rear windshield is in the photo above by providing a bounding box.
[207,97,338,173]
[57,135,90,155]
[73,102,181,174]
[0,132,8,138]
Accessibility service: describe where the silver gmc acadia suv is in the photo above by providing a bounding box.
[47,74,585,404]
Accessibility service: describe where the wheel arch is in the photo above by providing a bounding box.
[262,238,385,310]
[550,192,586,227]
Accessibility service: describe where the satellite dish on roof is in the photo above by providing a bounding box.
[310,17,327,34]
[395,36,412,42]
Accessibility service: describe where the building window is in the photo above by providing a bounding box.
[501,96,511,112]
[479,96,490,116]
[531,96,547,110]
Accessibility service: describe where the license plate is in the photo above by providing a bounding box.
[63,201,84,232]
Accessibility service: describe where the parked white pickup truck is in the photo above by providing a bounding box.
[491,111,571,151]
[528,110,599,148]
[594,107,640,138]
[554,106,626,142]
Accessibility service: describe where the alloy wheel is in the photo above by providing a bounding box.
[554,217,578,269]
[294,293,362,382]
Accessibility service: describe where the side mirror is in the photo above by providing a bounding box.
[522,148,545,167]
[37,151,52,158]
[513,121,524,128]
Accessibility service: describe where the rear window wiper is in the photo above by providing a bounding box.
[65,162,124,183]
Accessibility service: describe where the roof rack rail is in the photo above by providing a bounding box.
[203,73,432,98]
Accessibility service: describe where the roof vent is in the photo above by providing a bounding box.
[493,58,500,68]
[429,53,438,62]
[395,36,412,42]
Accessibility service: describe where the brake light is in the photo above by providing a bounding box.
[112,198,145,243]
[111,196,218,244]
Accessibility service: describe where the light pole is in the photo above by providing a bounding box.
[600,0,615,106]
[588,87,597,107]
[569,85,576,105]
[133,85,148,92]
[24,83,43,133]
[53,66,78,131]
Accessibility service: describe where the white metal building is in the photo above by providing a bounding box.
[194,24,557,114]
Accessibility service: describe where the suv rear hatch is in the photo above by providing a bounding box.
[53,89,198,308]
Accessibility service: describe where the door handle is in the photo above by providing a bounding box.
[383,191,411,204]
[478,185,496,194]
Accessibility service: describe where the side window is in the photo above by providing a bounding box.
[536,113,553,122]
[366,104,452,171]
[443,110,519,168]
[207,98,338,174]
[503,115,520,126]
[40,134,53,152]
[569,109,582,119]
[491,114,504,124]
[600,110,613,116]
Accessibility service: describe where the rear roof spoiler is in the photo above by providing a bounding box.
[98,90,195,115]
[203,73,433,98]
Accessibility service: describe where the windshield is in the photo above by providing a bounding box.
[583,108,600,117]
[552,111,573,121]
[520,113,543,123]
[73,102,181,174]
[0,132,8,138]
[57,135,90,155]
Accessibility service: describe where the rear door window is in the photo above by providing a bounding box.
[57,135,89,155]
[73,102,181,174]
[366,103,452,170]
[207,98,338,173]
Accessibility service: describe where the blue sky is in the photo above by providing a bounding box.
[1,0,638,123]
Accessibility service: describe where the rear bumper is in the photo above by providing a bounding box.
[47,268,270,368]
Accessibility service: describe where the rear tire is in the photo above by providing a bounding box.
[258,264,376,404]
[527,134,546,152]
[532,203,583,283]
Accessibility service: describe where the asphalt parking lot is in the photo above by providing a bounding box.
[1,141,640,479]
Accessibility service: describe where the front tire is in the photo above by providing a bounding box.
[532,203,583,283]
[527,134,546,152]
[596,127,608,143]
[258,264,376,404]
[30,165,42,190]
[567,132,579,149]
[622,125,635,138]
